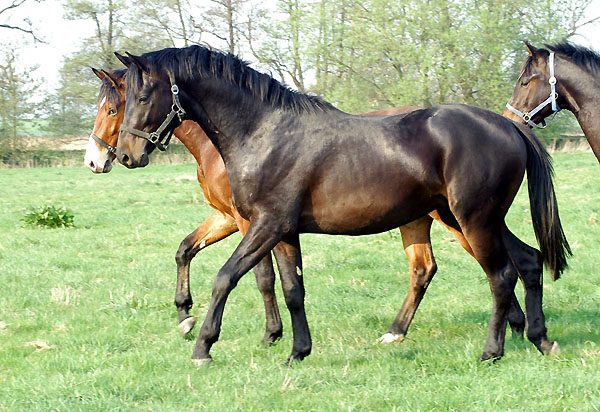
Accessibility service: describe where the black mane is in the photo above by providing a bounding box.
[128,45,336,114]
[546,41,600,77]
[98,68,127,108]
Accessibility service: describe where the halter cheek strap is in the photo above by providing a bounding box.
[91,133,117,154]
[505,52,560,129]
[119,76,187,152]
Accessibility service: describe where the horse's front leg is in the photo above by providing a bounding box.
[379,215,436,343]
[174,210,238,337]
[191,215,284,364]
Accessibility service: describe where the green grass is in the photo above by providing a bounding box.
[1,152,600,411]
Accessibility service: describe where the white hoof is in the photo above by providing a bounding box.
[178,317,196,337]
[191,358,212,367]
[376,332,405,344]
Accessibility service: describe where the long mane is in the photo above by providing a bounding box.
[546,41,600,77]
[128,46,336,115]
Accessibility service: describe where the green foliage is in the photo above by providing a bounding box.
[22,205,75,228]
[1,156,600,410]
[0,45,41,142]
[256,0,593,113]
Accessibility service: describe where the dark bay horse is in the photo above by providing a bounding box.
[504,41,600,161]
[114,46,570,364]
[86,68,529,345]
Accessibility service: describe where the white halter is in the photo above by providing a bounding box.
[505,52,560,129]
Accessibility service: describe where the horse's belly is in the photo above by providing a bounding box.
[299,183,437,235]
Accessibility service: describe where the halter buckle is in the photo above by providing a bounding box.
[522,112,531,122]
[548,76,556,86]
[171,84,180,95]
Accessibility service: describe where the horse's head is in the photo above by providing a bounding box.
[114,52,184,168]
[503,42,562,127]
[85,68,126,173]
[84,68,126,173]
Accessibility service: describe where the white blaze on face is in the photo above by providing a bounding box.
[84,134,112,173]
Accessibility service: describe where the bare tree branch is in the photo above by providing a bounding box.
[0,0,46,43]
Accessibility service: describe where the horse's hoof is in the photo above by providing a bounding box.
[547,341,560,355]
[283,356,301,367]
[262,331,283,346]
[479,352,502,362]
[376,332,405,344]
[191,357,213,367]
[178,317,196,338]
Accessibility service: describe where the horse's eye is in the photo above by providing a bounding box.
[107,108,116,116]
[520,80,530,87]
[139,96,148,103]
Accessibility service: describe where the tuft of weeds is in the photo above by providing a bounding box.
[22,205,74,228]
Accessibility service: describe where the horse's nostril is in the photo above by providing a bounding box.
[140,153,149,167]
[89,160,96,170]
[121,153,130,165]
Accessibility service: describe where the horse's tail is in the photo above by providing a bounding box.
[513,122,571,280]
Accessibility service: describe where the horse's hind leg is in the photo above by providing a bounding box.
[272,233,311,362]
[434,208,526,338]
[504,228,559,354]
[379,215,437,343]
[175,210,238,337]
[459,222,519,360]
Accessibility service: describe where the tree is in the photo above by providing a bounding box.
[0,46,40,148]
[246,0,309,91]
[253,0,598,114]
[129,0,205,47]
[0,0,45,43]
[44,0,175,136]
[204,0,250,54]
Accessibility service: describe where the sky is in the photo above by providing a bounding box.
[2,0,600,93]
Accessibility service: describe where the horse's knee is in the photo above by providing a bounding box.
[411,259,437,289]
[175,240,193,266]
[212,271,236,297]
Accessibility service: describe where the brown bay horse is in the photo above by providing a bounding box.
[87,69,529,347]
[504,41,600,161]
[114,46,570,363]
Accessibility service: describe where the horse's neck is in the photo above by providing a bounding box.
[184,81,274,162]
[560,62,600,161]
[174,120,214,165]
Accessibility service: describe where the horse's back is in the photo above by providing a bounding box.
[298,105,528,233]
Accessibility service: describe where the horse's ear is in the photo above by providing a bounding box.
[114,52,131,67]
[91,67,105,80]
[125,52,150,74]
[101,69,123,89]
[524,41,538,57]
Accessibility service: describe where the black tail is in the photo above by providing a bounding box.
[513,123,571,280]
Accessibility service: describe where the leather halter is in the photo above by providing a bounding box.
[505,52,560,129]
[91,133,117,154]
[119,76,187,151]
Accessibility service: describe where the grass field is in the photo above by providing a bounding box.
[1,152,600,411]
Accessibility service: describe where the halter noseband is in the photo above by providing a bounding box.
[505,52,560,129]
[91,133,117,154]
[119,75,187,151]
